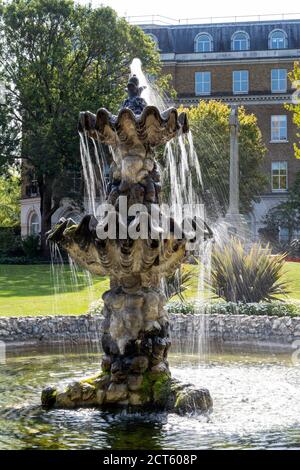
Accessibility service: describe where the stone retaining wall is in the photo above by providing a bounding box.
[0,313,299,346]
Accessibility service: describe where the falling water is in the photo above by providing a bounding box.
[130,57,172,112]
[49,242,99,354]
[129,58,214,358]
[79,132,108,216]
[77,58,217,358]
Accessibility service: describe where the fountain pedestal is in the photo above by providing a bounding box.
[41,73,212,414]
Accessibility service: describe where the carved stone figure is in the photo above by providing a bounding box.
[41,72,212,413]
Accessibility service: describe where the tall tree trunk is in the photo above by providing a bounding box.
[39,176,54,259]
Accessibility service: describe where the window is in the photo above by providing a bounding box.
[269,30,288,49]
[271,161,288,192]
[194,33,213,52]
[279,227,289,242]
[271,69,287,93]
[195,72,211,95]
[147,33,159,49]
[29,213,39,235]
[271,115,287,141]
[233,70,249,94]
[231,31,250,51]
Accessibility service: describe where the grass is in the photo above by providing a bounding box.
[0,264,109,317]
[0,261,300,317]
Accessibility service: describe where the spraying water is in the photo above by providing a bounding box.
[130,58,172,112]
[78,58,214,358]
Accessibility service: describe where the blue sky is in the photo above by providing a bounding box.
[77,0,300,21]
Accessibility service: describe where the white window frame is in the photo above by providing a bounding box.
[194,33,213,53]
[231,31,250,51]
[271,161,288,192]
[233,70,249,94]
[195,71,211,96]
[29,212,40,236]
[271,115,287,142]
[268,29,288,49]
[271,69,287,93]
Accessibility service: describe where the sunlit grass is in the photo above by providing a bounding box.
[0,261,299,316]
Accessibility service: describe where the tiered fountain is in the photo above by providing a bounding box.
[41,69,213,414]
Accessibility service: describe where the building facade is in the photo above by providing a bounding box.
[20,17,300,239]
[142,18,300,238]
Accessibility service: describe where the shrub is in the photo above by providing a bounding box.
[165,300,300,317]
[87,299,104,315]
[164,266,194,302]
[0,227,23,256]
[208,239,289,303]
[22,235,41,258]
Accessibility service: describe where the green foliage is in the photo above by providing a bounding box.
[164,265,194,302]
[166,300,300,317]
[0,171,20,227]
[22,234,41,258]
[181,101,267,217]
[286,61,300,159]
[0,0,165,244]
[0,226,22,255]
[260,171,300,244]
[209,239,289,303]
[165,301,196,315]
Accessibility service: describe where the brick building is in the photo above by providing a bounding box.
[142,17,300,239]
[20,16,300,239]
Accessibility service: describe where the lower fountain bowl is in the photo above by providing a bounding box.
[41,372,213,415]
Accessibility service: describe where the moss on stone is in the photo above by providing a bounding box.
[80,371,108,386]
[63,224,77,238]
[41,386,57,408]
[152,374,171,406]
[139,370,172,407]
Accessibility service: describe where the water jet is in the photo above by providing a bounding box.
[41,62,212,413]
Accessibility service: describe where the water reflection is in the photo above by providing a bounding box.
[0,344,299,450]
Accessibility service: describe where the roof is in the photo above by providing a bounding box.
[141,19,300,53]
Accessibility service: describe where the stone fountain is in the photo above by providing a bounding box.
[41,72,213,414]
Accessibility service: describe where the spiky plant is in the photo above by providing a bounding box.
[209,239,289,303]
[164,266,194,302]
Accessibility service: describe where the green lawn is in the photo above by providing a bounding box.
[0,261,300,317]
[0,264,109,316]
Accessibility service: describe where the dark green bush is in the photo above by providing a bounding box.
[21,235,41,258]
[0,227,23,256]
[165,301,300,317]
[209,239,289,303]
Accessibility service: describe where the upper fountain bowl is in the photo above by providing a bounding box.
[78,105,189,151]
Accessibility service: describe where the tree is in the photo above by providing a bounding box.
[259,171,300,244]
[0,0,164,254]
[287,61,300,159]
[182,101,267,217]
[0,170,20,227]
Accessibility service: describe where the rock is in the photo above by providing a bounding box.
[150,362,170,376]
[111,371,127,383]
[41,386,57,407]
[127,374,143,391]
[96,389,105,405]
[81,383,95,401]
[106,383,128,403]
[174,386,213,414]
[130,356,149,373]
[56,391,74,408]
[67,381,82,401]
[129,392,143,406]
[94,374,111,389]
[101,355,112,372]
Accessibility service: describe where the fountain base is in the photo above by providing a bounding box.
[41,286,212,414]
[41,371,212,414]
